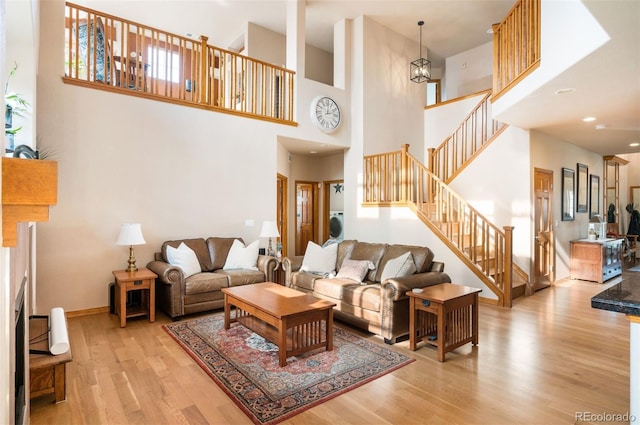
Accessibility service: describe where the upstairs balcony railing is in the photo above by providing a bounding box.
[63,2,295,125]
[491,0,541,101]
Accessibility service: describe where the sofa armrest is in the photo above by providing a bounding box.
[257,255,278,281]
[382,272,452,301]
[429,261,445,273]
[146,260,186,318]
[282,256,304,287]
[147,260,183,285]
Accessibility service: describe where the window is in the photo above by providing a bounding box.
[147,46,180,83]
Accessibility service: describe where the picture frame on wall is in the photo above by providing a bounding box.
[562,167,575,221]
[576,163,588,213]
[590,175,600,219]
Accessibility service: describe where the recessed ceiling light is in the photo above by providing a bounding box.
[555,88,575,95]
[630,142,640,147]
[309,150,317,154]
[582,117,596,122]
[595,124,607,130]
[486,27,494,34]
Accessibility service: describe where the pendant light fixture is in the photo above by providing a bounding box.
[410,20,431,83]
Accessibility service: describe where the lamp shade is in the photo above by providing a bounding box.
[259,221,280,238]
[116,223,146,246]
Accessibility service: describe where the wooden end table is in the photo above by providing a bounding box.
[222,282,336,367]
[407,283,482,362]
[29,316,72,403]
[112,268,157,327]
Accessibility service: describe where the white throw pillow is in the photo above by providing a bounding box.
[223,239,259,270]
[380,251,417,282]
[166,242,202,278]
[336,259,375,283]
[300,241,338,276]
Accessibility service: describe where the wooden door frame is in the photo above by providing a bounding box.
[323,179,343,242]
[276,173,288,258]
[295,180,319,254]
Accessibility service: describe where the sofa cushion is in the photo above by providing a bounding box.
[217,269,265,287]
[300,241,338,276]
[291,272,320,291]
[380,251,417,282]
[348,242,387,282]
[207,237,243,270]
[336,240,358,270]
[223,239,259,270]
[342,284,382,312]
[375,245,435,281]
[336,259,375,283]
[162,238,213,272]
[184,272,229,295]
[166,242,202,278]
[313,278,360,301]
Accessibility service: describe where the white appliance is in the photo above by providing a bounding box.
[329,211,344,241]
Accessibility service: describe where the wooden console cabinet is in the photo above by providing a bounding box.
[570,238,623,283]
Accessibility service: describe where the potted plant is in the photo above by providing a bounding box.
[4,62,30,151]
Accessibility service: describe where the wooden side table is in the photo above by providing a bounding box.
[29,316,72,403]
[112,268,157,327]
[407,283,482,362]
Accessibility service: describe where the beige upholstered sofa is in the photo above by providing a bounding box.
[282,240,451,343]
[147,237,277,319]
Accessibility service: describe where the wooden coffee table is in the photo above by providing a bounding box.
[222,282,336,366]
[407,283,481,362]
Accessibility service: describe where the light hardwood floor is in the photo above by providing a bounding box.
[30,267,638,425]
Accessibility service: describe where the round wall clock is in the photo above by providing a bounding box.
[310,96,341,133]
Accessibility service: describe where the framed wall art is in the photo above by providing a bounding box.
[589,175,600,219]
[576,163,588,213]
[562,167,575,221]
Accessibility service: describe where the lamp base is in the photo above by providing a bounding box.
[126,245,138,272]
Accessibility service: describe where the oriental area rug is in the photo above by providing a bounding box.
[163,313,414,425]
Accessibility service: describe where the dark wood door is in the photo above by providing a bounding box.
[533,168,554,290]
[296,182,316,255]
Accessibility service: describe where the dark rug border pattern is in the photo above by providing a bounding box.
[163,314,414,425]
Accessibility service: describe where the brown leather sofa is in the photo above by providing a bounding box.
[282,240,451,343]
[147,237,277,319]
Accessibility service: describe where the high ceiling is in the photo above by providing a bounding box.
[197,0,640,157]
[8,0,639,156]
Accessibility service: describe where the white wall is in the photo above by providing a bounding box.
[444,42,493,100]
[305,44,333,86]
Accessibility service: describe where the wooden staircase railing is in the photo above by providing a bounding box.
[63,2,295,125]
[364,145,518,307]
[427,90,507,184]
[491,0,541,101]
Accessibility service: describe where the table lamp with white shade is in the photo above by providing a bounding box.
[116,223,146,272]
[259,221,280,257]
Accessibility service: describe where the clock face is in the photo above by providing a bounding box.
[311,96,341,133]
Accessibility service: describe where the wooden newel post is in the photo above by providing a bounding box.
[199,35,209,105]
[503,226,514,308]
[401,144,409,203]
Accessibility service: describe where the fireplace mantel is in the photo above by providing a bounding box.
[2,157,58,247]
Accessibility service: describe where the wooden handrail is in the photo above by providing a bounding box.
[63,2,295,125]
[363,147,515,307]
[491,0,541,101]
[427,91,506,184]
